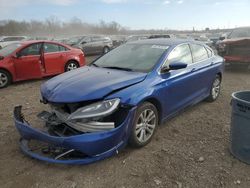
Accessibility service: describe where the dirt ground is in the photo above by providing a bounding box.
[0,57,250,188]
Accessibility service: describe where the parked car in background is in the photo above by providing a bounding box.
[13,39,224,164]
[191,34,213,48]
[0,36,27,49]
[0,40,85,88]
[126,35,149,42]
[217,27,250,65]
[67,35,113,55]
[148,34,171,39]
[109,35,126,48]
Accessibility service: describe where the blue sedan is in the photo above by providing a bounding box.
[14,39,224,164]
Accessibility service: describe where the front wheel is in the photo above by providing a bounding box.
[129,102,158,148]
[206,75,221,102]
[65,61,79,72]
[0,70,11,88]
[103,46,110,54]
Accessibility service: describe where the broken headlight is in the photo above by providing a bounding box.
[68,98,120,120]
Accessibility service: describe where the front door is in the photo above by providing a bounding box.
[159,44,199,118]
[14,43,43,80]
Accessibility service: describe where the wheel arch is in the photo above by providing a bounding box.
[217,72,222,80]
[140,97,162,125]
[64,59,80,71]
[0,68,13,82]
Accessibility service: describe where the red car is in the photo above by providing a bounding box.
[0,40,85,88]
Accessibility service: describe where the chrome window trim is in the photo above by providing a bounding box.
[159,42,215,74]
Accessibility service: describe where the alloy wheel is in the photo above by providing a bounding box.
[103,47,109,54]
[212,77,221,99]
[66,62,78,71]
[0,72,8,87]
[135,109,156,143]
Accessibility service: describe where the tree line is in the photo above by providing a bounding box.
[0,16,128,38]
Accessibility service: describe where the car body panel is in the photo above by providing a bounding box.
[221,38,250,63]
[14,106,136,164]
[14,39,224,164]
[41,66,147,103]
[219,27,250,63]
[0,40,85,83]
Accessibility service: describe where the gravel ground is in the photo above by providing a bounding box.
[0,58,250,188]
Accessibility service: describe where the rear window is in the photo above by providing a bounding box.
[190,44,208,62]
[44,43,68,53]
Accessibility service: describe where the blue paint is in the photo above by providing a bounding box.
[14,39,224,164]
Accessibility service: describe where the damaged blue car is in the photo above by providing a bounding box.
[14,39,224,164]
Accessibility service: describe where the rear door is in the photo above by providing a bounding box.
[189,43,214,96]
[14,43,43,80]
[80,37,93,54]
[90,36,103,53]
[43,42,67,74]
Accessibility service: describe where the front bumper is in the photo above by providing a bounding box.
[14,106,136,165]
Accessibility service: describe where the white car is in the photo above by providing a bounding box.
[0,36,27,49]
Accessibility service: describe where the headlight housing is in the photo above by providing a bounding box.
[68,98,120,120]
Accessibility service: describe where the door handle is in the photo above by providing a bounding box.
[191,68,196,72]
[211,62,215,65]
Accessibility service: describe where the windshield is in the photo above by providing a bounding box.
[228,28,250,39]
[92,44,169,72]
[0,43,22,57]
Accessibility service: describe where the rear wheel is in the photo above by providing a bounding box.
[129,102,158,148]
[0,70,11,88]
[103,46,110,54]
[65,61,79,72]
[206,75,221,102]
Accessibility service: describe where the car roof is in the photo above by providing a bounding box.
[128,38,204,46]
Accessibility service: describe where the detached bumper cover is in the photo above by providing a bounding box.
[14,106,136,164]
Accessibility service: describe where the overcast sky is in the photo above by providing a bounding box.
[0,0,249,30]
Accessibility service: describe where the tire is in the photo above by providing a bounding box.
[206,74,222,102]
[129,102,158,148]
[65,61,79,72]
[103,46,110,54]
[0,69,11,88]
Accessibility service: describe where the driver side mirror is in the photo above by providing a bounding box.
[13,52,22,59]
[81,41,87,45]
[161,62,188,73]
[16,52,22,58]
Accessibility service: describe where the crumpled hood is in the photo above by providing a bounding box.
[41,66,147,103]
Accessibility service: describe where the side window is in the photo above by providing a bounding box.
[165,44,193,67]
[206,47,213,58]
[58,45,68,51]
[191,44,209,62]
[19,43,42,56]
[91,36,102,42]
[44,43,60,53]
[81,37,91,44]
[16,37,25,41]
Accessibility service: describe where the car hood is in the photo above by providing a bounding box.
[222,38,250,45]
[41,66,147,103]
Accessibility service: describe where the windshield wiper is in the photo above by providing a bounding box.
[102,66,134,72]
